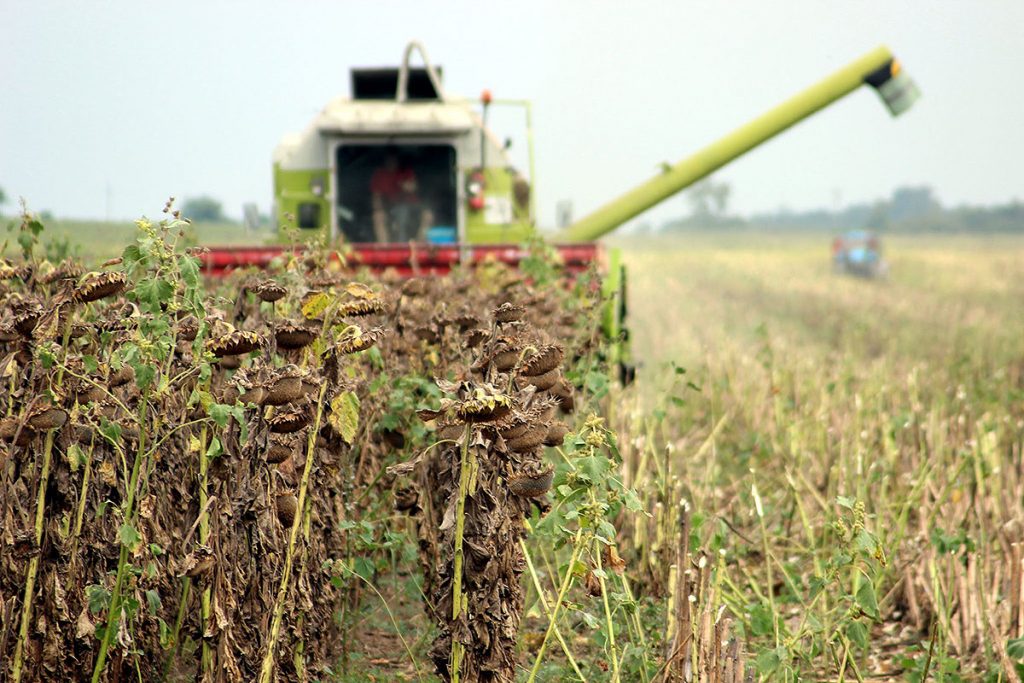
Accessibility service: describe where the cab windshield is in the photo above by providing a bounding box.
[335,144,457,243]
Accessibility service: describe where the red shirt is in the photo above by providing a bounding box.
[370,167,417,202]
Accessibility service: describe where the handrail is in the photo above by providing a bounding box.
[396,40,447,103]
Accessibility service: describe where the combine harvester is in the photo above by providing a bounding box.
[200,42,919,372]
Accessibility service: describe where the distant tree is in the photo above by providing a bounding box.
[888,185,941,223]
[686,179,731,219]
[864,201,890,232]
[0,186,6,211]
[182,196,225,223]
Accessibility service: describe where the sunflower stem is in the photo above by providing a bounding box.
[258,383,327,683]
[10,430,56,683]
[526,528,585,683]
[450,422,473,683]
[196,423,214,675]
[91,394,149,683]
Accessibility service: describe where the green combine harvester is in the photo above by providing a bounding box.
[200,41,920,376]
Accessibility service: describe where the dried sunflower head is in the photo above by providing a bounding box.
[177,316,200,341]
[39,259,84,285]
[455,386,513,422]
[520,344,564,377]
[493,302,526,324]
[27,402,68,432]
[401,278,429,297]
[328,326,385,356]
[262,365,306,406]
[268,405,311,433]
[11,301,43,336]
[0,261,31,282]
[74,271,128,303]
[206,329,265,357]
[507,467,554,498]
[338,298,386,317]
[453,313,481,331]
[274,321,317,350]
[250,279,287,303]
[464,329,488,348]
[523,368,561,392]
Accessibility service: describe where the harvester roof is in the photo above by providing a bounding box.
[312,97,477,135]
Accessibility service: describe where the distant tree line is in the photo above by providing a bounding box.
[659,182,1024,233]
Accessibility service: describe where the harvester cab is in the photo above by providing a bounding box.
[273,42,534,248]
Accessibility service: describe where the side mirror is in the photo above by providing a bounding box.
[503,138,513,150]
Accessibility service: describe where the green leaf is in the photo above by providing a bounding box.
[749,603,775,637]
[133,277,174,313]
[98,418,122,447]
[145,589,162,615]
[178,254,200,287]
[847,620,869,649]
[17,231,34,255]
[134,363,155,391]
[754,646,785,674]
[353,556,376,582]
[86,584,111,614]
[579,610,601,630]
[82,355,99,374]
[856,579,880,621]
[37,346,56,369]
[157,617,172,649]
[119,523,142,551]
[207,403,234,428]
[621,488,644,513]
[205,436,224,459]
[329,391,360,445]
[854,529,878,553]
[1008,636,1024,659]
[122,244,143,273]
[836,496,856,509]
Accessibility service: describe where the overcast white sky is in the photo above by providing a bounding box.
[2,1,1022,228]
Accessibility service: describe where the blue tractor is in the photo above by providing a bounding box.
[832,230,886,278]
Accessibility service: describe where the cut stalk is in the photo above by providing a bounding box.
[520,539,585,681]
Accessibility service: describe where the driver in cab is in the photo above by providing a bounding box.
[370,152,433,242]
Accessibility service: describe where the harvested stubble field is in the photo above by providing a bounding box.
[1,214,1023,683]
[615,232,1024,680]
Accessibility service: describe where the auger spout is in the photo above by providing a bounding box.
[557,45,920,243]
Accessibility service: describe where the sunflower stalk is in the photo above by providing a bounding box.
[12,323,75,682]
[91,394,150,683]
[258,383,328,683]
[526,528,585,683]
[10,430,56,683]
[449,421,473,683]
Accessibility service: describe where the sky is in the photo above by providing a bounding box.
[2,1,1022,229]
